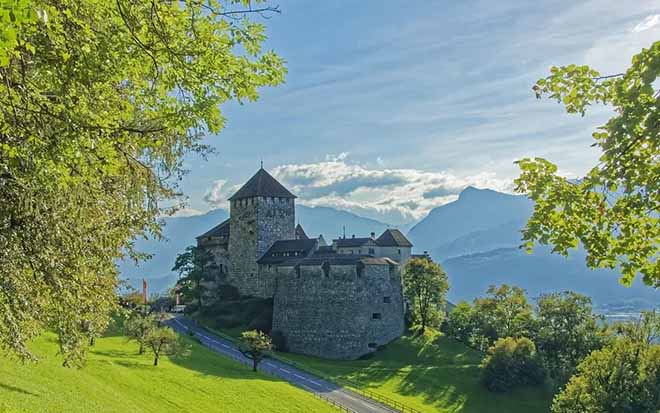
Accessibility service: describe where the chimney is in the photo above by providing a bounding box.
[370,232,375,239]
[352,234,355,238]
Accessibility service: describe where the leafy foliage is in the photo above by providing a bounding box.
[443,301,476,344]
[0,0,285,362]
[552,312,660,413]
[533,291,609,386]
[125,306,156,355]
[402,257,449,332]
[145,326,188,367]
[480,336,546,393]
[238,329,272,372]
[445,285,534,351]
[517,41,660,287]
[173,245,217,308]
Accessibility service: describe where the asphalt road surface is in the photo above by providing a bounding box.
[166,317,400,413]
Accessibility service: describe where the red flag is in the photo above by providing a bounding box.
[142,278,148,304]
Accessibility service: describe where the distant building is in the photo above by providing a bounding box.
[196,167,413,360]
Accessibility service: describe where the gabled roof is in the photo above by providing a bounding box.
[295,224,309,240]
[228,168,296,201]
[278,254,398,267]
[375,229,412,247]
[334,237,377,248]
[257,239,318,265]
[197,218,230,239]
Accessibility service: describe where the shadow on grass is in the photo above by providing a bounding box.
[0,382,39,397]
[285,332,553,413]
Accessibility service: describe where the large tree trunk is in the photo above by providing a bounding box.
[154,355,159,366]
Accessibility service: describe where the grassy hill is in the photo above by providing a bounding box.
[0,331,335,413]
[205,321,554,413]
[277,330,553,413]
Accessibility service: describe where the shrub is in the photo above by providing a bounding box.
[481,337,546,392]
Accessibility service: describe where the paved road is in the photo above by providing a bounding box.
[166,317,399,413]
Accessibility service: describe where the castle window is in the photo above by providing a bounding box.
[322,261,331,277]
[372,313,382,320]
[383,296,391,303]
[368,343,377,349]
[397,249,401,255]
[368,248,375,255]
[295,264,301,278]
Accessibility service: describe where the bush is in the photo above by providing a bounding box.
[481,337,546,392]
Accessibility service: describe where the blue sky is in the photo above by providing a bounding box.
[177,0,660,225]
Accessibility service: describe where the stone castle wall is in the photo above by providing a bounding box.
[271,262,405,359]
[228,196,294,298]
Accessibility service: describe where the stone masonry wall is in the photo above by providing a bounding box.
[271,263,405,359]
[229,196,294,298]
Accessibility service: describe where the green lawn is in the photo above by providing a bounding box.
[276,330,554,413]
[0,332,335,413]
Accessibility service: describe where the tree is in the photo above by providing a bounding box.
[471,285,534,349]
[125,306,156,355]
[172,245,217,309]
[444,301,476,343]
[238,329,272,372]
[402,258,449,333]
[516,41,660,288]
[0,0,285,362]
[533,292,609,386]
[145,326,188,367]
[481,336,546,393]
[552,313,660,413]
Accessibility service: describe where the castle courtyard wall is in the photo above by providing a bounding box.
[271,262,405,359]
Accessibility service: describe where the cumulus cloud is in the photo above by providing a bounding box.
[271,154,513,225]
[632,14,660,33]
[170,207,204,218]
[204,179,228,207]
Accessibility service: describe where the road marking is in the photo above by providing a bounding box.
[280,368,290,373]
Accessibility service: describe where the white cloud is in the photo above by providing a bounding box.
[271,154,513,225]
[170,207,204,218]
[632,14,660,33]
[204,179,228,207]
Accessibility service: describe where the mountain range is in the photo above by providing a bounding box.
[122,187,658,310]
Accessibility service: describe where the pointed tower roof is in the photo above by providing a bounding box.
[375,229,412,247]
[228,168,296,201]
[295,224,309,240]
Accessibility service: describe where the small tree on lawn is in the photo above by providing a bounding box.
[146,327,188,367]
[239,330,273,372]
[125,307,156,355]
[402,257,449,333]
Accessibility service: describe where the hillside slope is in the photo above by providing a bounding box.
[0,332,334,413]
[279,329,553,413]
[408,187,660,309]
[407,187,533,254]
[442,247,659,308]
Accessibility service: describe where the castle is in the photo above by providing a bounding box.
[196,167,413,359]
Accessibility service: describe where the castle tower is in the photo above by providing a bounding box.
[228,167,296,297]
